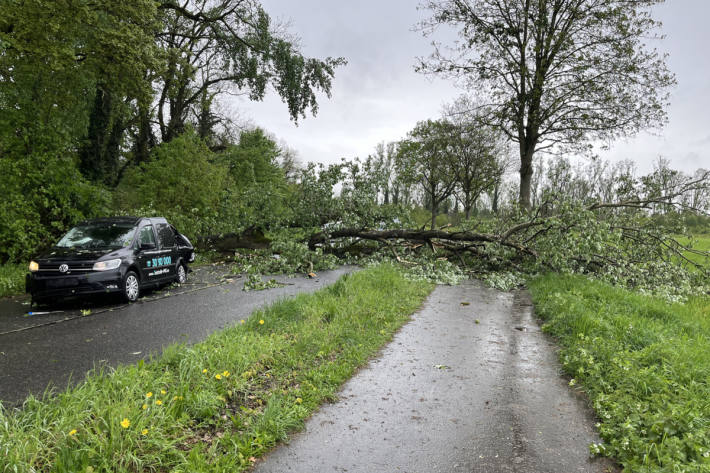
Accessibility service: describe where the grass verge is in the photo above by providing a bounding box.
[529,273,710,472]
[0,263,25,298]
[0,264,432,472]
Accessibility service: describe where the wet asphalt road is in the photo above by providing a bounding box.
[254,281,619,473]
[0,265,356,406]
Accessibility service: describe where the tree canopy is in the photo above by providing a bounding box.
[397,120,459,229]
[418,0,675,209]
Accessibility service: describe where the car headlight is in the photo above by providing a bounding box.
[93,258,122,271]
[29,261,39,272]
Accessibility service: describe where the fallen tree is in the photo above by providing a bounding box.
[196,227,271,252]
[308,172,710,298]
[308,225,538,257]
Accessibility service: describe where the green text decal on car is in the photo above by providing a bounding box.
[147,256,172,268]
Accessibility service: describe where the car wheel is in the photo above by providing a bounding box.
[176,263,187,284]
[123,271,140,302]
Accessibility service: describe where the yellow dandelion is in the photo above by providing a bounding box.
[120,418,130,429]
[68,429,77,436]
[161,389,166,395]
[222,370,230,377]
[178,396,184,400]
[202,368,208,374]
[215,374,222,380]
[296,397,303,404]
[145,392,153,398]
[240,319,245,324]
[155,400,163,406]
[173,396,178,401]
[259,319,264,325]
[141,428,149,435]
[142,404,148,410]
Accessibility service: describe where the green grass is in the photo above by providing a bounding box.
[675,234,710,270]
[530,273,710,472]
[0,264,433,472]
[0,263,26,298]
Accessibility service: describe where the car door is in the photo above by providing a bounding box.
[136,224,165,286]
[155,223,178,281]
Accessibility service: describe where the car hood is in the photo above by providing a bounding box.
[36,247,121,263]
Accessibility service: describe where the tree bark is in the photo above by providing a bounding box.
[431,203,437,230]
[134,102,154,165]
[196,227,271,252]
[519,142,536,210]
[308,227,537,257]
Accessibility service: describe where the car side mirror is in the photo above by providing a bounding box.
[140,242,156,250]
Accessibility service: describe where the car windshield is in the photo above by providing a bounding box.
[56,223,136,249]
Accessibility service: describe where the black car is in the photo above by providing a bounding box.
[26,217,195,305]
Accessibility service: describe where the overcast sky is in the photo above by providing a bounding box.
[233,1,709,175]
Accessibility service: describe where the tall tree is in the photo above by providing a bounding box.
[371,142,401,205]
[397,120,458,229]
[418,0,675,209]
[0,0,159,160]
[155,0,346,142]
[441,102,507,219]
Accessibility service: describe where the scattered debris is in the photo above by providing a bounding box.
[26,311,64,316]
[243,274,285,292]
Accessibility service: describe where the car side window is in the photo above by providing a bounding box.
[156,224,175,248]
[139,226,156,247]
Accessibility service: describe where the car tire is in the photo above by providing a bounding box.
[176,263,187,284]
[123,271,140,302]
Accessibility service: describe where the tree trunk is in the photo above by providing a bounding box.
[519,143,535,210]
[492,181,500,214]
[79,86,123,185]
[134,102,154,165]
[105,114,124,186]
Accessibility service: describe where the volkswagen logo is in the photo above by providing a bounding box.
[58,264,69,273]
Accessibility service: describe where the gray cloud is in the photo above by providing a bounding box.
[229,1,709,174]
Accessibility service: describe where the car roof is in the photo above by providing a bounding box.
[78,217,168,226]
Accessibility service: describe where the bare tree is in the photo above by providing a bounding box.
[684,168,710,213]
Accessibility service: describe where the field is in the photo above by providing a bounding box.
[677,234,710,269]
